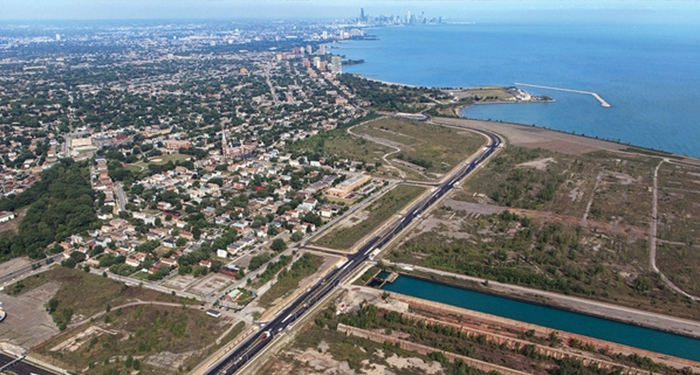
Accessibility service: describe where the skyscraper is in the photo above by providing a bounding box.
[330,56,342,75]
[360,8,366,22]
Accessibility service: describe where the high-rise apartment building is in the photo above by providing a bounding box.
[330,56,342,75]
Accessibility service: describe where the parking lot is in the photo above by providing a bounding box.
[0,282,60,349]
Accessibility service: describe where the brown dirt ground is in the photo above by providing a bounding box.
[433,117,628,156]
[0,207,27,237]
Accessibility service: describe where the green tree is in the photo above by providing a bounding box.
[291,231,304,242]
[271,238,287,252]
[61,257,76,269]
[267,225,279,236]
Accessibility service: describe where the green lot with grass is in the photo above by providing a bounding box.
[353,117,484,179]
[287,128,391,166]
[257,253,324,308]
[6,267,197,329]
[314,184,425,250]
[33,304,245,375]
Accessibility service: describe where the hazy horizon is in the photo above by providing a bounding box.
[3,0,700,21]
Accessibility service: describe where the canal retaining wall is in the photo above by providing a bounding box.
[337,323,535,375]
[393,292,700,372]
[395,309,661,375]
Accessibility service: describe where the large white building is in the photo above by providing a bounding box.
[330,56,342,75]
[0,211,15,223]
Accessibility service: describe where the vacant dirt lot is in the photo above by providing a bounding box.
[0,282,60,349]
[0,207,27,238]
[187,273,234,297]
[433,117,629,156]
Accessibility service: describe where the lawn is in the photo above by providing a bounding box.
[314,184,425,250]
[128,153,193,170]
[465,87,515,100]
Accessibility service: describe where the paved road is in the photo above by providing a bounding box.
[263,64,280,106]
[210,184,399,304]
[0,354,58,375]
[89,268,205,301]
[0,255,63,287]
[648,159,700,302]
[114,182,128,212]
[203,129,502,375]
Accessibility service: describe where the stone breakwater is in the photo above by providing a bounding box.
[514,83,611,107]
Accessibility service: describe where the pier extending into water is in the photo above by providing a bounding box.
[515,82,611,108]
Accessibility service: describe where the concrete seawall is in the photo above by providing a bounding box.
[515,83,611,108]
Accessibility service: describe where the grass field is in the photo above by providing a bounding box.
[288,128,391,165]
[384,144,700,320]
[657,162,700,245]
[128,153,193,170]
[657,242,700,297]
[314,184,426,250]
[446,87,516,101]
[460,146,656,226]
[387,205,689,317]
[33,304,242,375]
[257,319,445,375]
[6,267,196,325]
[353,117,484,179]
[257,253,324,308]
[466,87,515,100]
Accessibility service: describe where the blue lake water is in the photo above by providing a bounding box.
[334,12,700,157]
[382,275,700,362]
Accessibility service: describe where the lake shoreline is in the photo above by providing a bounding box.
[335,22,700,157]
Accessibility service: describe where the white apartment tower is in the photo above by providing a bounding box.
[330,56,342,75]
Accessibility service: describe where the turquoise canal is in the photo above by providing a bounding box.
[382,275,700,362]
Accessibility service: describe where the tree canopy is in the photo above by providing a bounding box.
[0,159,99,260]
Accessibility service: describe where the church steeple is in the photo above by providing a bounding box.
[222,125,228,159]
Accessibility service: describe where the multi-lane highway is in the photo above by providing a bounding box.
[0,354,58,375]
[0,255,63,287]
[205,129,502,375]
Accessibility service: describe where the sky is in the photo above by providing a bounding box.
[2,0,699,21]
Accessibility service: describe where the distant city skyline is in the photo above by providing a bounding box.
[2,0,699,21]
